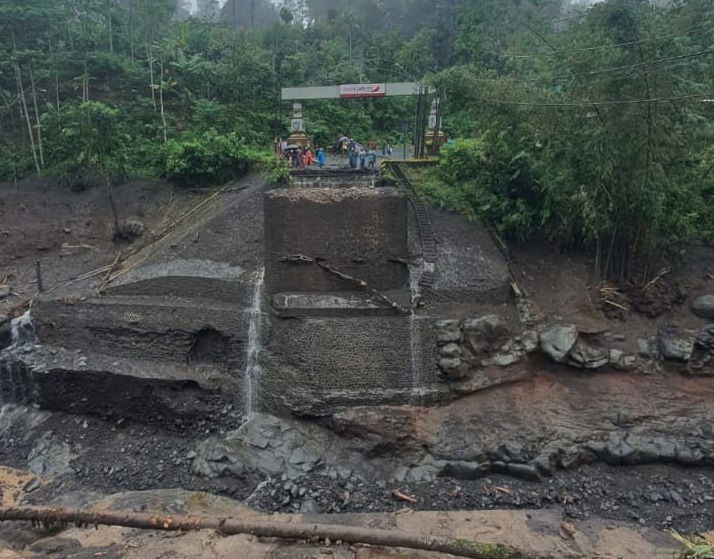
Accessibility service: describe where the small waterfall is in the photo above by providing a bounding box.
[409,263,424,399]
[244,267,265,418]
[10,311,35,348]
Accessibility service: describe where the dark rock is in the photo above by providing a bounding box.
[500,440,528,463]
[691,294,714,319]
[27,432,75,477]
[507,463,541,482]
[637,337,657,358]
[539,324,578,363]
[609,349,637,371]
[491,461,508,474]
[676,445,704,466]
[435,320,461,344]
[439,343,461,358]
[531,454,554,476]
[300,498,319,515]
[441,461,491,480]
[121,218,146,239]
[647,491,663,503]
[0,319,11,350]
[690,324,714,371]
[437,357,466,379]
[637,440,660,463]
[29,537,82,554]
[659,327,694,362]
[0,285,10,300]
[655,439,677,462]
[462,315,510,355]
[23,477,41,493]
[669,490,685,507]
[568,338,609,369]
[519,330,539,353]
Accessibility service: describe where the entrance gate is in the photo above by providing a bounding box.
[281,82,443,158]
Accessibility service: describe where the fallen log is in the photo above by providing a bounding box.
[0,505,547,559]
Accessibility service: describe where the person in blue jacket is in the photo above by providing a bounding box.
[316,148,325,168]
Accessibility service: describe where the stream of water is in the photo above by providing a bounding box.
[10,311,35,347]
[244,267,265,418]
[409,263,424,398]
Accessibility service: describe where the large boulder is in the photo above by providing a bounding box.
[462,315,510,355]
[539,323,578,363]
[658,326,694,362]
[568,338,609,369]
[690,324,714,371]
[691,294,714,320]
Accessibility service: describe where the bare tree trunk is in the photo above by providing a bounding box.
[83,59,89,102]
[148,46,157,110]
[13,60,40,175]
[108,4,114,55]
[28,60,44,169]
[0,505,545,559]
[105,173,121,237]
[47,38,61,131]
[159,54,168,143]
[129,0,135,61]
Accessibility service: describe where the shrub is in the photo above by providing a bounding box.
[268,162,290,185]
[431,134,546,242]
[161,130,249,187]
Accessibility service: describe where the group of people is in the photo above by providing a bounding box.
[275,135,397,171]
[338,137,388,170]
[277,139,325,168]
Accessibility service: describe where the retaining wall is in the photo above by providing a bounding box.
[264,188,409,294]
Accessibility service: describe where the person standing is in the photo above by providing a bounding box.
[349,150,357,169]
[367,148,376,170]
[316,148,325,168]
[359,149,366,169]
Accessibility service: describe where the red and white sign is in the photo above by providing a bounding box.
[339,83,386,98]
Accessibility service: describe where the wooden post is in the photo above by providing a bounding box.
[35,260,43,292]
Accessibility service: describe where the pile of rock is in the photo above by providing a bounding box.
[434,314,638,386]
[435,315,538,382]
[539,323,636,370]
[436,291,714,383]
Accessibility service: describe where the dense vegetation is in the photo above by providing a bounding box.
[0,0,712,277]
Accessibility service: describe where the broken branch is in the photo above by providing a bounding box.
[391,489,418,504]
[0,505,549,559]
[281,253,410,315]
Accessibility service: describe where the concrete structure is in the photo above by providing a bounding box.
[0,171,512,418]
[281,82,426,100]
[264,187,408,295]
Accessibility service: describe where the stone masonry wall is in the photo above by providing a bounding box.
[260,314,445,416]
[33,296,249,370]
[264,188,408,294]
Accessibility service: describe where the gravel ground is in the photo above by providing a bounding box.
[2,407,712,536]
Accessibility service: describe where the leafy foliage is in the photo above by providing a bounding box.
[0,0,711,278]
[160,130,249,187]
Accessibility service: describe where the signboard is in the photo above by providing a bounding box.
[339,83,387,99]
[291,119,305,132]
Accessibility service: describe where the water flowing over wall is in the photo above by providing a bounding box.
[0,174,513,418]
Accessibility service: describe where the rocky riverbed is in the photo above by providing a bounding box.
[2,362,714,537]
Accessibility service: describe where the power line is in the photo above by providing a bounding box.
[464,48,714,83]
[494,26,711,58]
[478,91,714,107]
